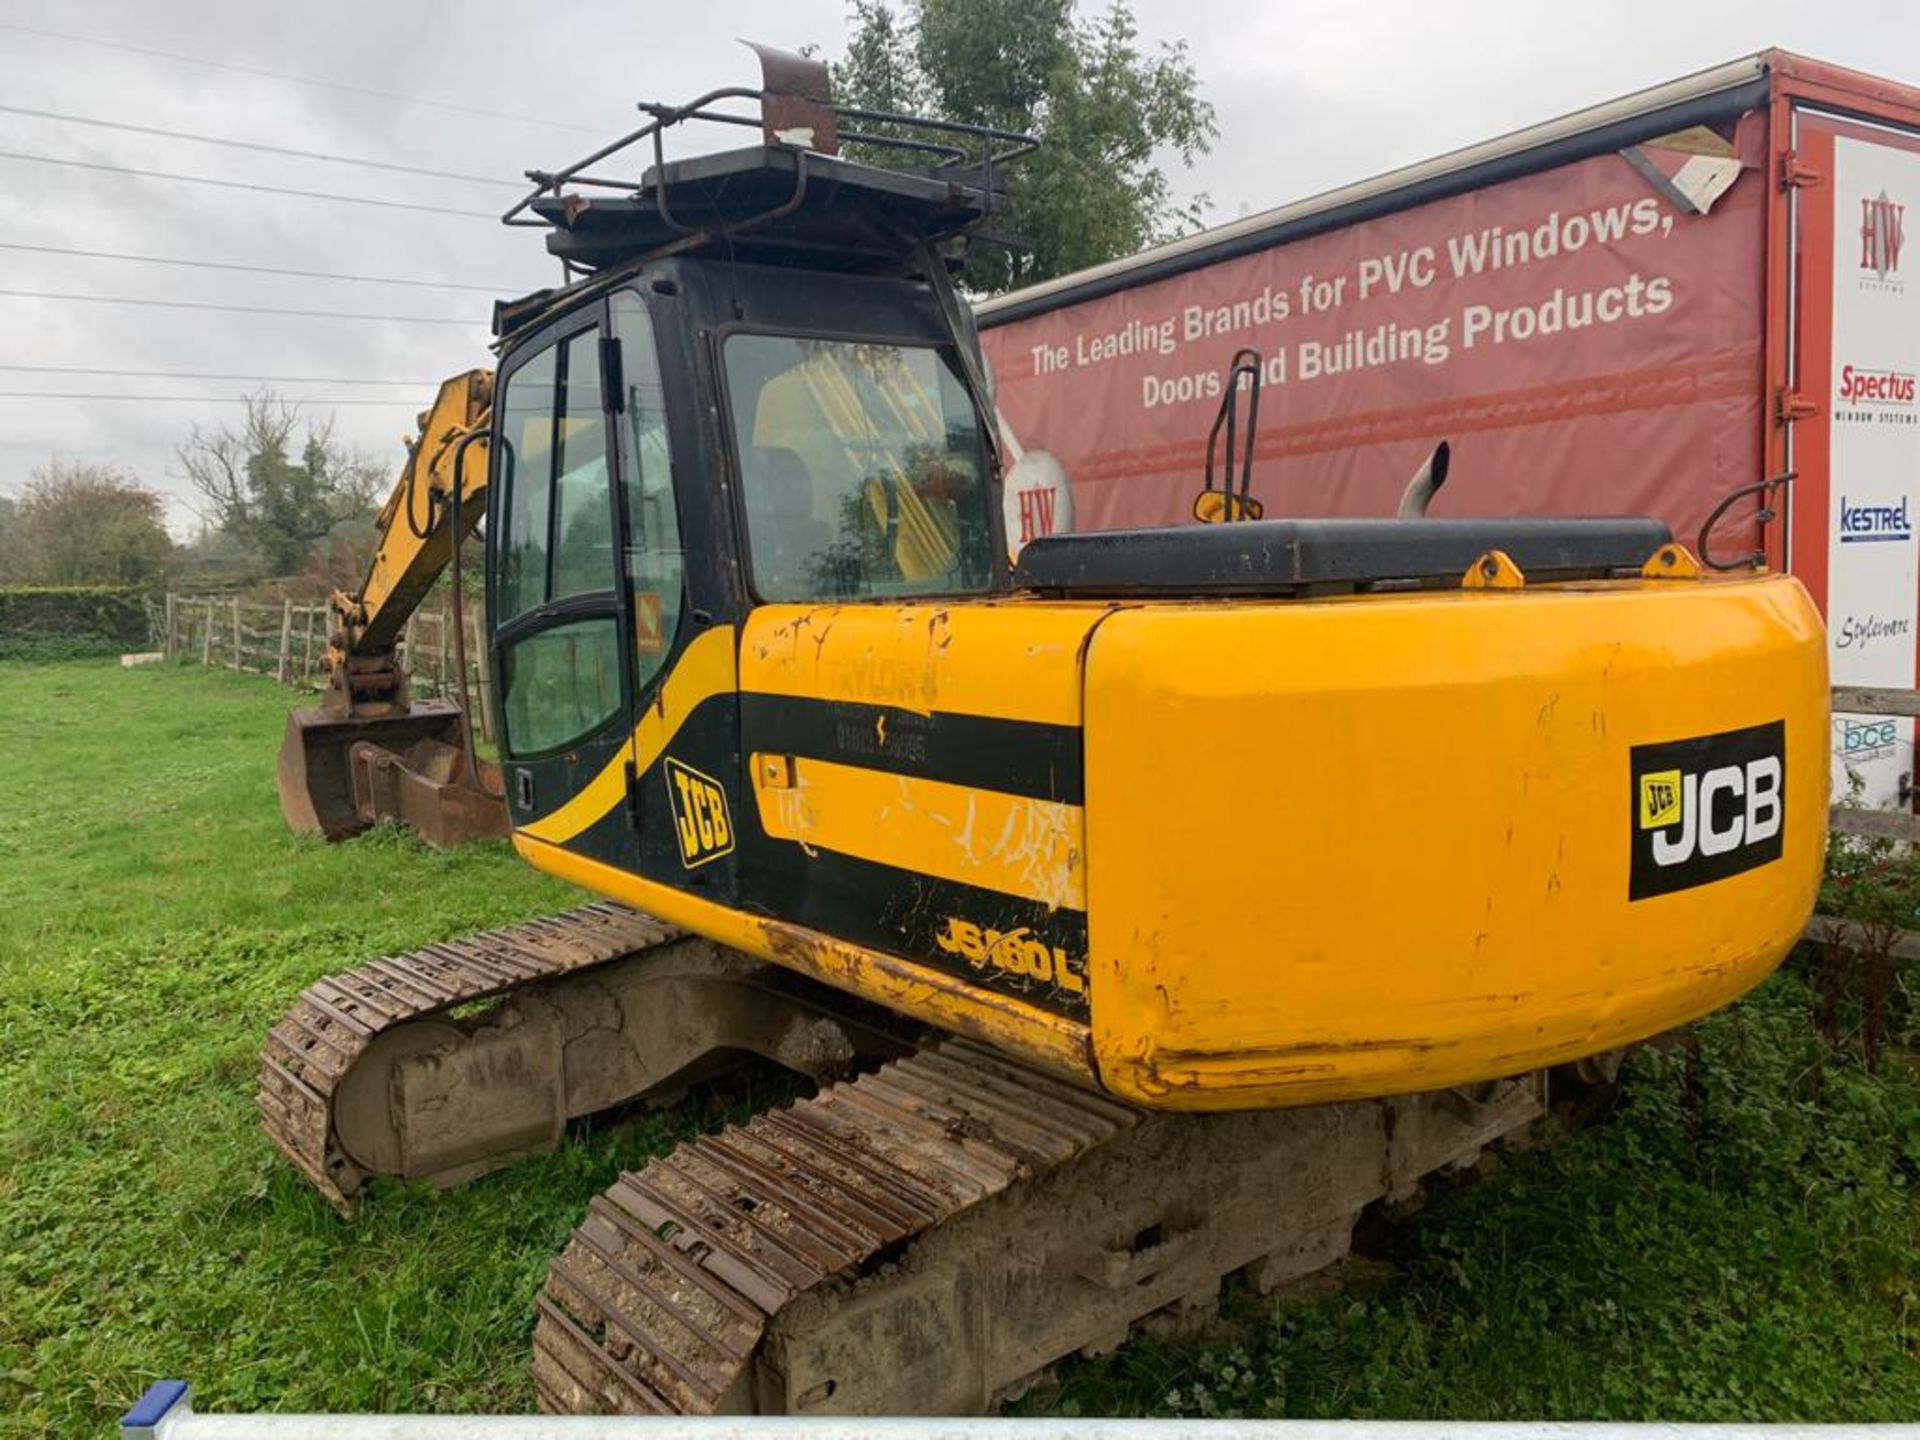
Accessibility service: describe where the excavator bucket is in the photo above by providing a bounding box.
[276,701,509,848]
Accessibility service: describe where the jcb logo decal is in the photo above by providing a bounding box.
[935,916,1087,1001]
[1629,721,1785,900]
[663,757,734,869]
[1638,772,1683,830]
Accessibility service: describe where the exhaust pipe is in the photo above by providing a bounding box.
[1397,441,1452,518]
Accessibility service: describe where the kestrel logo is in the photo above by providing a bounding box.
[1860,191,1905,280]
[1837,494,1913,543]
[662,757,734,868]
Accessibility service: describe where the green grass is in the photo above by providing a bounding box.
[1017,982,1920,1421]
[0,659,784,1434]
[3,658,1919,1432]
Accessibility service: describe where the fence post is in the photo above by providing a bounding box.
[231,597,242,672]
[471,609,497,745]
[164,594,178,658]
[435,610,450,693]
[277,599,293,684]
[404,614,417,692]
[302,604,317,685]
[202,599,214,666]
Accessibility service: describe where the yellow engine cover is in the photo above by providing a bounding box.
[517,572,1826,1115]
[1079,573,1827,1107]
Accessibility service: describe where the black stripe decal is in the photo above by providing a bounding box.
[548,690,1093,1020]
[740,693,1083,805]
[741,840,1091,1019]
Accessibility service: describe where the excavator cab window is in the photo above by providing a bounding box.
[610,290,684,685]
[723,335,993,602]
[493,320,626,761]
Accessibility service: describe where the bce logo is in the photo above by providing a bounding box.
[1841,717,1899,755]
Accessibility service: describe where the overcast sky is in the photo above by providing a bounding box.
[1,0,1916,537]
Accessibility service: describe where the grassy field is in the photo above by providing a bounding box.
[3,658,1919,1433]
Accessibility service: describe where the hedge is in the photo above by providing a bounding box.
[0,586,151,661]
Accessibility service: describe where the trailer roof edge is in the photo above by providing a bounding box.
[976,52,1777,328]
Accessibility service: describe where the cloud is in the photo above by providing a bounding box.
[0,0,1912,539]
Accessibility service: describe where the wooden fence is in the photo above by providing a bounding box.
[1826,685,1920,844]
[156,594,496,743]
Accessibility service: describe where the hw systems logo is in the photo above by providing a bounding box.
[1860,190,1906,288]
[1630,721,1785,901]
[1838,494,1913,543]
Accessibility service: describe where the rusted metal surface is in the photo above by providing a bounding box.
[345,734,507,848]
[258,905,679,1211]
[276,702,506,847]
[533,1041,1546,1416]
[748,42,839,156]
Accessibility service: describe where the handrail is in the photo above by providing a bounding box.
[502,61,1036,233]
[1695,470,1790,572]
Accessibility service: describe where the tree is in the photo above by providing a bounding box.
[834,0,1216,293]
[0,459,172,586]
[174,391,387,574]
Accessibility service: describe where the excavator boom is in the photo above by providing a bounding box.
[276,369,504,846]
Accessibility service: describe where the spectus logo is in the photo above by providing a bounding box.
[1860,191,1905,281]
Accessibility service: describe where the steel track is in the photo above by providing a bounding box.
[257,903,680,1212]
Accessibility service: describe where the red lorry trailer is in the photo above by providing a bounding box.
[977,50,1919,806]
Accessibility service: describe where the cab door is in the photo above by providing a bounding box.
[600,287,739,892]
[491,286,731,893]
[489,303,636,846]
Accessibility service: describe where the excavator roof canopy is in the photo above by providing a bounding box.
[526,145,1006,276]
[495,43,1032,327]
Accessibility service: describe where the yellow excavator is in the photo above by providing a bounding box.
[261,47,1828,1416]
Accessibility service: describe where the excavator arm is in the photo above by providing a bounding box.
[275,368,508,847]
[324,369,495,711]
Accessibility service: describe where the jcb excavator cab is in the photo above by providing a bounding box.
[278,47,1018,849]
[487,263,1004,820]
[471,69,1029,895]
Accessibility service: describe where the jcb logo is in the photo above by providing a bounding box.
[1638,772,1682,830]
[663,757,734,869]
[1629,721,1786,900]
[935,917,1087,999]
